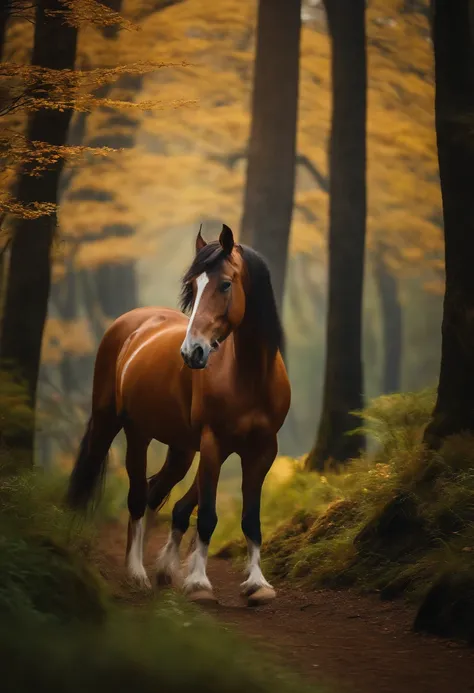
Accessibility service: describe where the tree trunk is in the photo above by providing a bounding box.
[0,1,10,60]
[240,0,301,317]
[373,245,402,393]
[306,0,367,471]
[51,0,137,400]
[423,0,474,448]
[0,0,78,463]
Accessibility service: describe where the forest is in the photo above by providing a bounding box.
[1,1,474,692]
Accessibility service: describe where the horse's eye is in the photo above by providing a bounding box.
[220,280,232,293]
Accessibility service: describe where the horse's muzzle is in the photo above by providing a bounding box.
[180,342,210,369]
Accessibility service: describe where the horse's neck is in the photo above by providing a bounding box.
[231,317,274,384]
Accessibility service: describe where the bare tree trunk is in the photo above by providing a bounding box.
[51,0,134,400]
[53,2,183,400]
[0,1,10,60]
[0,0,78,463]
[306,0,367,471]
[53,75,142,403]
[373,245,402,393]
[423,0,474,448]
[240,0,301,317]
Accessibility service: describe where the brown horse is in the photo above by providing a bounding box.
[67,224,291,605]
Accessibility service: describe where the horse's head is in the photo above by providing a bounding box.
[180,224,246,369]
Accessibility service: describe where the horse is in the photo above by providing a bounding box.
[66,224,291,606]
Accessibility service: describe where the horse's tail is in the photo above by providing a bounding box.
[66,412,118,512]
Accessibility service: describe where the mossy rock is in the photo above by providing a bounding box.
[265,510,315,555]
[265,511,316,579]
[414,570,474,643]
[354,492,432,561]
[306,499,359,544]
[280,509,316,537]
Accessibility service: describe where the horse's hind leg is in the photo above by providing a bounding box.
[147,447,195,586]
[154,473,198,587]
[240,435,278,606]
[124,426,150,588]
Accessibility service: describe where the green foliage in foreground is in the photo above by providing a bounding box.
[2,594,317,693]
[0,464,107,624]
[213,389,474,643]
[0,463,320,693]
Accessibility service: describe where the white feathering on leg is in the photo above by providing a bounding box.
[155,529,183,583]
[126,518,151,588]
[183,535,213,593]
[240,539,273,595]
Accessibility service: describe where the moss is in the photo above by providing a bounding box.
[306,499,359,543]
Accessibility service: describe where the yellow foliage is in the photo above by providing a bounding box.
[47,0,141,31]
[3,0,442,292]
[0,4,195,220]
[42,317,96,363]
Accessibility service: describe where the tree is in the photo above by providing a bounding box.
[0,0,79,463]
[0,0,176,463]
[50,0,135,401]
[306,0,367,470]
[44,1,186,412]
[240,0,301,316]
[31,0,442,461]
[373,242,402,393]
[0,3,10,61]
[423,0,474,447]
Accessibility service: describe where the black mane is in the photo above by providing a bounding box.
[180,241,284,357]
[180,240,226,313]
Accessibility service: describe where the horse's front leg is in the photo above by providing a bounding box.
[240,434,278,606]
[183,426,223,603]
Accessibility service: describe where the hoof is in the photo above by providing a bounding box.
[246,586,276,607]
[187,589,218,604]
[128,572,152,591]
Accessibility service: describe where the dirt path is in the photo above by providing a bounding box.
[95,521,474,693]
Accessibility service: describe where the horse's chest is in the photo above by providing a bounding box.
[195,380,272,436]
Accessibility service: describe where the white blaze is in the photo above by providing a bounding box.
[181,273,209,354]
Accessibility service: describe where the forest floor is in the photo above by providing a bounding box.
[95,520,474,693]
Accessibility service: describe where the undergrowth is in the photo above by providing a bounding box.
[213,388,474,642]
[0,459,320,692]
[2,593,317,693]
[0,461,109,625]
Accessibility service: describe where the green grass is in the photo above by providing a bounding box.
[0,456,323,692]
[0,461,108,625]
[213,389,474,642]
[1,593,318,693]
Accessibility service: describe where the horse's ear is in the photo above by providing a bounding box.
[219,224,234,255]
[195,224,207,254]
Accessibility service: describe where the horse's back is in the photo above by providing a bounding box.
[92,307,187,416]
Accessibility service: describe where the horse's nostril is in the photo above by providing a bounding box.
[193,345,204,363]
